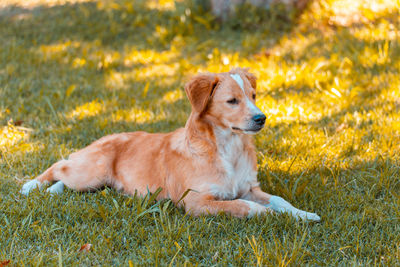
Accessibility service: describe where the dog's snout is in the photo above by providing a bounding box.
[252,114,266,125]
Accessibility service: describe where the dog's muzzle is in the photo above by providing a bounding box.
[232,113,266,133]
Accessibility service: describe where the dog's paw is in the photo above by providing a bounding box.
[293,210,321,222]
[46,181,64,194]
[20,179,42,195]
[265,196,320,222]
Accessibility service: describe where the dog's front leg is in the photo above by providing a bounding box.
[242,187,321,221]
[185,194,269,218]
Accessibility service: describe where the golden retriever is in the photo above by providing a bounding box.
[21,68,320,221]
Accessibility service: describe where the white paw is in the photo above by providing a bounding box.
[20,179,42,195]
[46,181,64,194]
[305,212,321,221]
[292,210,321,222]
[266,196,321,222]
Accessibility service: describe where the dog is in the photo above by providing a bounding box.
[21,68,320,221]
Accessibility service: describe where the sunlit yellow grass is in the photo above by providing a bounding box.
[123,49,178,66]
[146,0,176,11]
[352,20,399,41]
[162,89,184,103]
[0,124,29,147]
[0,123,37,156]
[112,107,166,123]
[67,100,103,120]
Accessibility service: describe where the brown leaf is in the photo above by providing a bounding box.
[254,50,271,59]
[14,120,23,126]
[0,260,10,267]
[78,243,92,252]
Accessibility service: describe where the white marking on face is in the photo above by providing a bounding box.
[230,73,263,116]
[246,98,262,115]
[230,74,244,92]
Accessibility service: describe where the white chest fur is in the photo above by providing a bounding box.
[209,128,258,200]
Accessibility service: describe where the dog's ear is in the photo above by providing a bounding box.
[185,74,219,114]
[244,71,257,89]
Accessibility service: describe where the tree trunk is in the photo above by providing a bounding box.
[210,0,308,21]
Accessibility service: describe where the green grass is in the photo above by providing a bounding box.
[1,0,400,265]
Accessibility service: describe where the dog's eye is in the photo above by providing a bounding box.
[227,98,239,105]
[252,93,256,100]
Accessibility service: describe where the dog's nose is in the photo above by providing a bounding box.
[252,114,266,125]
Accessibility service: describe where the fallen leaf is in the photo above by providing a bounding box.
[14,120,23,126]
[78,244,92,252]
[0,260,10,267]
[254,50,271,59]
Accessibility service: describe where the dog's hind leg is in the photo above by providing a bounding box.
[20,161,60,195]
[21,156,110,195]
[21,135,121,196]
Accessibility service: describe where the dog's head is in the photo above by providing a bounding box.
[185,68,265,134]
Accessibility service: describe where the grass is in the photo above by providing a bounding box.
[0,0,400,265]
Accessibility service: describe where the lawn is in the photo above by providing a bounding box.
[0,0,399,265]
